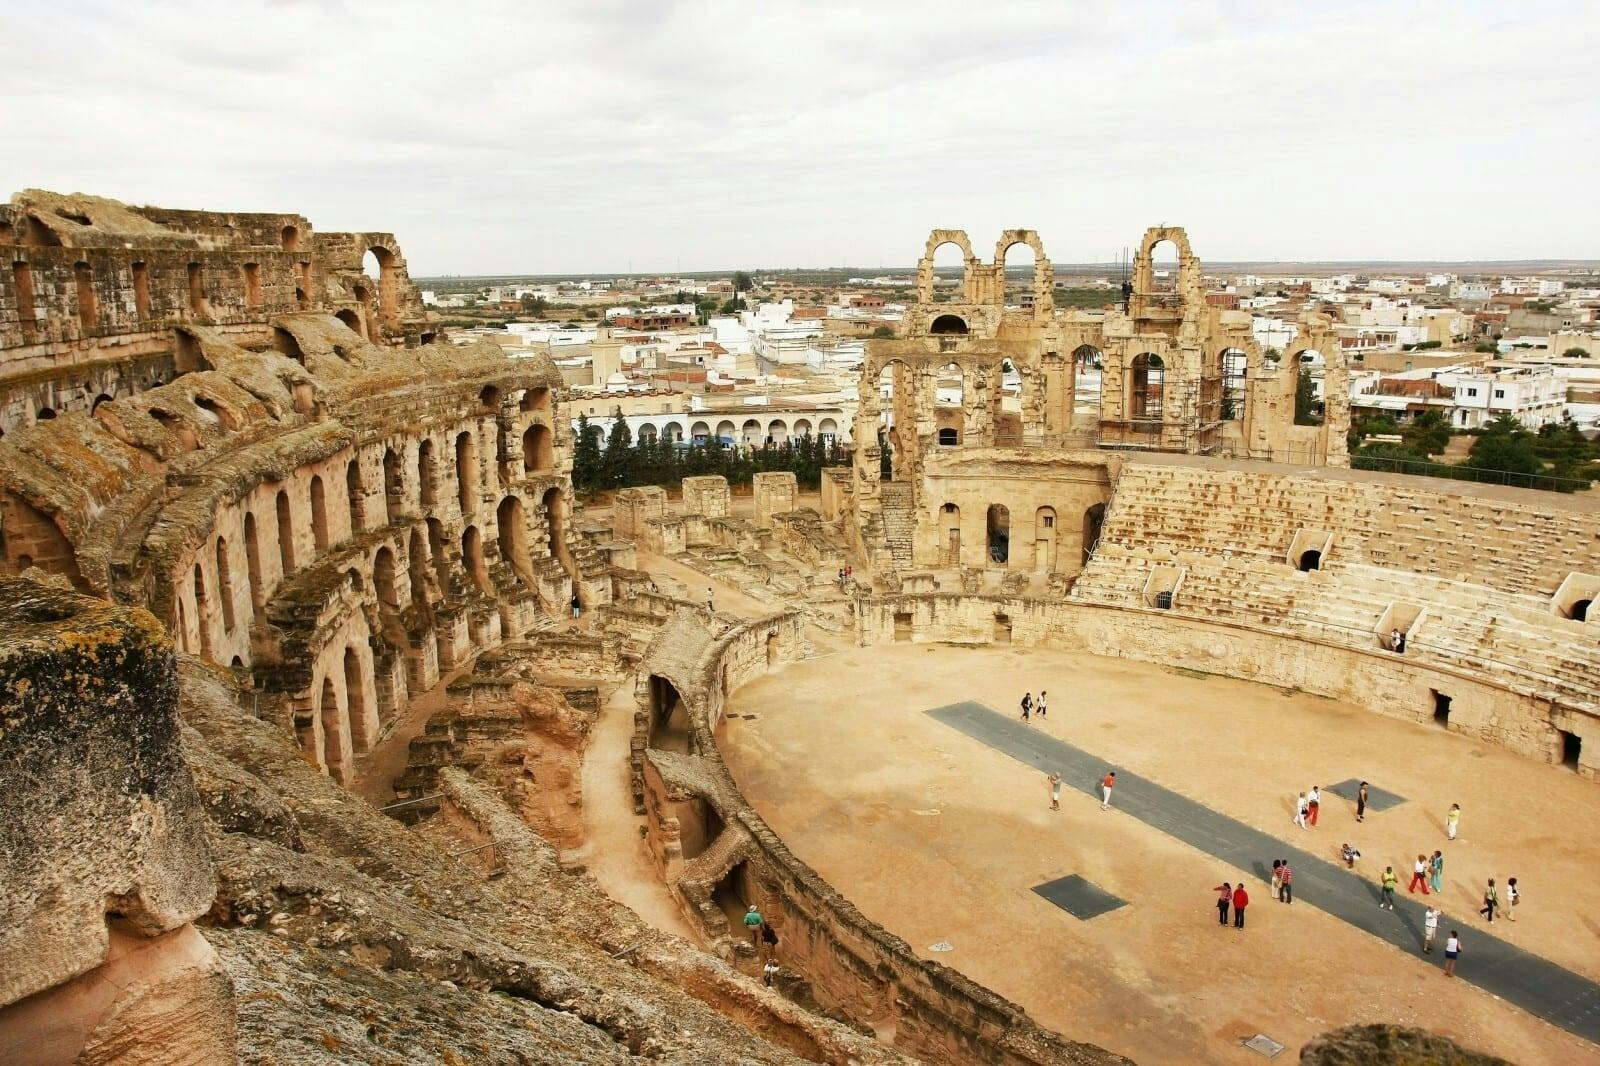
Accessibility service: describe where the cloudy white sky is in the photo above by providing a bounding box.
[2,1,1595,274]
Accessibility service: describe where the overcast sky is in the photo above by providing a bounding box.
[2,1,1595,274]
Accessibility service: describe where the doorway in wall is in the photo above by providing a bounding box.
[1431,690,1452,728]
[1559,728,1581,771]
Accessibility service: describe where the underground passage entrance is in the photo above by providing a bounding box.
[713,860,753,932]
[1560,728,1581,771]
[1432,690,1452,728]
[1297,549,1322,572]
[649,674,689,754]
[1572,598,1592,622]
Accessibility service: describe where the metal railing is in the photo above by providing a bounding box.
[1347,453,1591,493]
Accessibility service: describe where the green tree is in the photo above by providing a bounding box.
[733,271,754,293]
[601,413,632,488]
[1294,367,1319,425]
[1467,416,1542,477]
[1565,347,1591,358]
[1402,409,1451,457]
[718,298,747,315]
[519,293,548,315]
[572,413,603,491]
[870,325,894,338]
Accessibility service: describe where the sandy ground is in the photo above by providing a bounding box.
[721,642,1600,1065]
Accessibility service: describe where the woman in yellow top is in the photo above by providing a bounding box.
[1380,866,1399,910]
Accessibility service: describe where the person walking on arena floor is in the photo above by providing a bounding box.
[1444,931,1461,977]
[1423,905,1440,953]
[1447,802,1461,841]
[1294,792,1309,830]
[1036,690,1048,719]
[1020,692,1032,723]
[1307,785,1321,827]
[1270,859,1282,898]
[1380,866,1398,909]
[1278,859,1294,904]
[1047,772,1062,811]
[1409,854,1431,894]
[1479,878,1499,923]
[1429,850,1444,894]
[1356,780,1369,823]
[1101,770,1116,810]
[1232,883,1249,929]
[1507,877,1520,921]
[1213,881,1232,925]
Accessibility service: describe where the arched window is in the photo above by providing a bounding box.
[192,563,214,658]
[215,537,237,632]
[986,505,1010,566]
[346,458,365,533]
[408,527,431,609]
[344,646,373,752]
[542,487,566,562]
[930,314,968,335]
[243,511,264,609]
[319,675,348,784]
[497,495,533,588]
[456,431,478,512]
[938,427,958,446]
[418,438,437,505]
[373,547,400,612]
[275,489,296,574]
[382,448,402,524]
[310,474,330,551]
[523,424,552,472]
[462,525,490,593]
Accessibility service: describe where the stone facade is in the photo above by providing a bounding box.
[0,189,434,434]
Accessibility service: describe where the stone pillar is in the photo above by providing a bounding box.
[752,472,797,527]
[681,475,730,519]
[614,486,668,538]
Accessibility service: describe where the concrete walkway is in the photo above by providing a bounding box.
[929,700,1600,1046]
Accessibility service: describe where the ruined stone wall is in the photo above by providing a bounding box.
[0,579,234,1062]
[0,189,433,433]
[0,301,575,789]
[635,610,1126,1066]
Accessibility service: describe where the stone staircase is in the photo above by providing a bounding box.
[879,481,915,569]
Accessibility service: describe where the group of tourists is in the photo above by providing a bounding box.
[1019,691,1049,722]
[834,566,854,591]
[742,904,781,985]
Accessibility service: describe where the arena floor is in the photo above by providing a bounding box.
[721,642,1600,1066]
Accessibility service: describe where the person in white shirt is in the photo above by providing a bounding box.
[1036,690,1048,719]
[1307,785,1321,827]
[1423,906,1440,953]
[1443,931,1461,977]
[1507,877,1520,921]
[1293,792,1309,830]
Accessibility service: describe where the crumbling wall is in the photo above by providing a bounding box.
[0,578,234,1062]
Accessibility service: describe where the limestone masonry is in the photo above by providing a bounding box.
[0,195,1582,1066]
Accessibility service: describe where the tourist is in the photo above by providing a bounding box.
[1047,771,1062,811]
[1380,866,1398,909]
[1020,692,1032,722]
[707,587,715,613]
[1341,842,1361,868]
[743,904,765,946]
[1307,784,1321,827]
[1213,881,1232,925]
[570,592,582,620]
[1278,859,1294,904]
[1293,792,1309,830]
[1101,770,1116,810]
[1037,690,1048,719]
[763,960,780,986]
[1391,627,1406,654]
[1356,780,1369,823]
[761,921,779,954]
[1447,802,1461,841]
[1423,905,1440,953]
[1429,850,1443,894]
[1270,859,1282,897]
[1507,877,1520,921]
[1443,931,1461,977]
[1408,854,1431,895]
[1232,883,1249,929]
[1479,879,1499,923]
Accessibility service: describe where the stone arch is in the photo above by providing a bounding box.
[407,526,431,609]
[382,447,402,524]
[994,230,1054,313]
[281,225,300,252]
[243,511,264,609]
[714,419,736,443]
[318,674,350,785]
[192,562,214,659]
[637,422,658,444]
[346,458,365,532]
[344,645,375,752]
[916,229,976,304]
[929,313,968,335]
[819,417,838,443]
[497,495,534,588]
[648,674,689,754]
[462,524,490,592]
[363,244,399,329]
[275,488,296,574]
[427,517,451,593]
[986,504,1010,566]
[690,420,712,444]
[335,308,363,335]
[456,430,478,512]
[741,418,761,447]
[417,438,438,506]
[1131,226,1201,311]
[792,417,812,438]
[310,474,331,551]
[523,423,553,473]
[520,386,551,415]
[767,418,788,445]
[373,546,401,610]
[939,502,962,566]
[215,536,237,632]
[541,486,568,565]
[1219,347,1250,421]
[1034,506,1058,571]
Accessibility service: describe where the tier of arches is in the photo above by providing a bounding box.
[585,412,844,449]
[930,500,1105,572]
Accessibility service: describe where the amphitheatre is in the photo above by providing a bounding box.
[2,189,1598,1065]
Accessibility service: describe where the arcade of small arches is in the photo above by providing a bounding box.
[584,412,846,449]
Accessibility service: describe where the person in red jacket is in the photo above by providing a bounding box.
[1232,884,1249,929]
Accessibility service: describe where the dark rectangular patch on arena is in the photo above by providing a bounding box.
[1324,779,1407,812]
[1031,875,1126,920]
